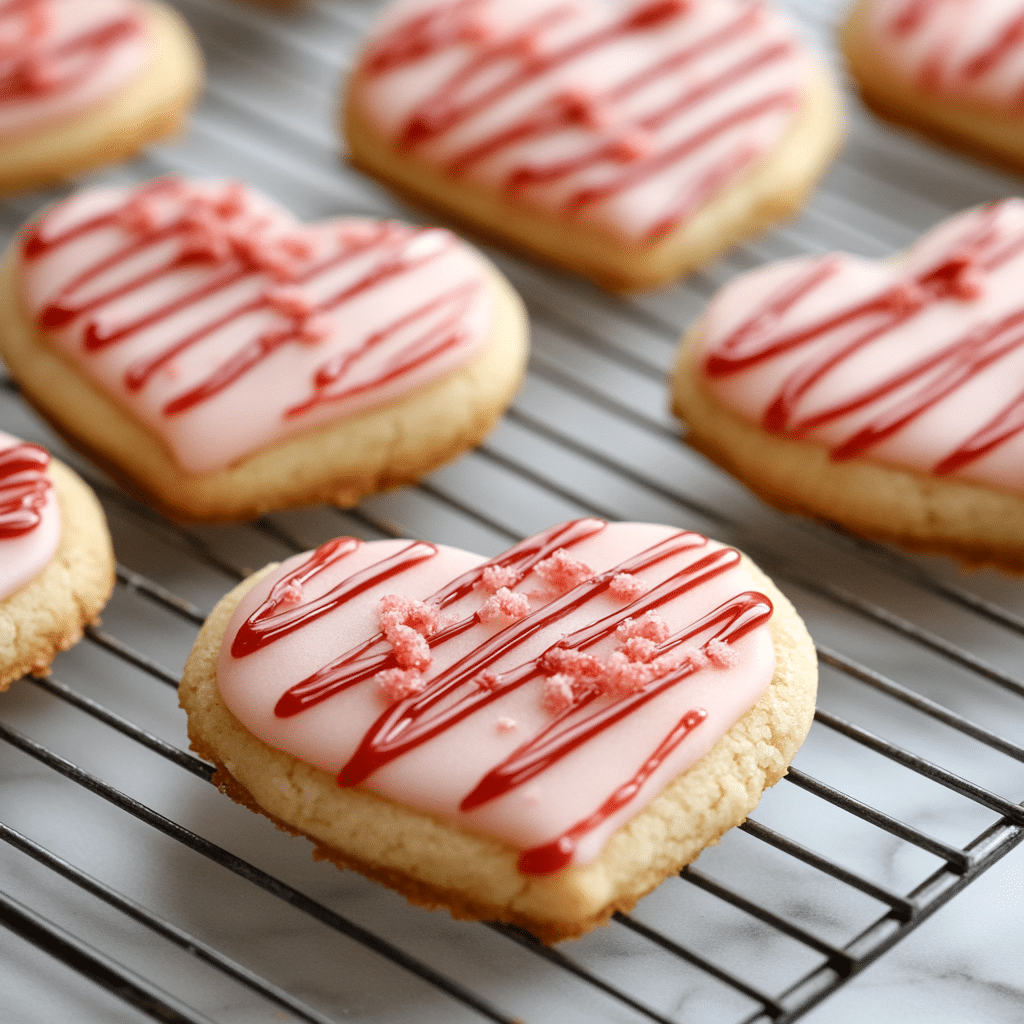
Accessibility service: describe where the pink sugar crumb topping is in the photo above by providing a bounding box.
[619,636,658,663]
[376,667,426,703]
[541,647,604,681]
[609,573,647,601]
[616,611,671,644]
[706,638,740,668]
[476,563,519,594]
[478,587,531,625]
[476,671,501,692]
[496,716,518,733]
[558,88,611,129]
[264,285,316,319]
[602,652,654,697]
[118,195,166,234]
[608,128,655,163]
[296,313,334,345]
[276,581,304,608]
[533,548,595,595]
[541,674,576,715]
[389,624,432,669]
[378,594,444,636]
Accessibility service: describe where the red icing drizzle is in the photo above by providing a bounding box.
[237,520,770,872]
[0,441,52,540]
[0,0,141,103]
[272,518,607,715]
[705,201,1024,475]
[362,0,800,240]
[23,180,482,421]
[235,520,771,873]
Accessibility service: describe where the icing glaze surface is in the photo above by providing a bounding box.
[0,430,60,602]
[19,178,496,473]
[216,519,776,871]
[863,0,1024,107]
[352,0,810,242]
[698,199,1024,492]
[0,0,150,140]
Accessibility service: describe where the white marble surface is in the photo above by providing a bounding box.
[2,0,1024,1021]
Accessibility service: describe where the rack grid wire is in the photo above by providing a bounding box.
[2,0,1024,1021]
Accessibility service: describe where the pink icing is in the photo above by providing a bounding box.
[0,431,61,602]
[18,178,496,474]
[0,0,149,141]
[698,199,1024,492]
[352,0,810,242]
[864,0,1024,107]
[216,519,776,871]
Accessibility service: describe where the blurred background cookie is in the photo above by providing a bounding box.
[0,431,114,690]
[0,177,529,521]
[0,0,203,195]
[345,0,842,290]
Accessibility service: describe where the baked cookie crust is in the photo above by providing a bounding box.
[0,457,115,691]
[179,553,816,942]
[0,243,529,523]
[345,61,842,292]
[841,1,1024,174]
[672,325,1024,570]
[0,1,204,196]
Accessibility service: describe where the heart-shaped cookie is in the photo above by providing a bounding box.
[179,517,816,941]
[842,0,1024,170]
[0,431,114,690]
[0,0,202,194]
[673,199,1024,567]
[0,177,529,520]
[345,0,842,289]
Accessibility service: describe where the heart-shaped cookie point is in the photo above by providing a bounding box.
[0,176,529,521]
[180,518,816,939]
[0,431,115,691]
[0,0,202,194]
[842,0,1024,171]
[673,198,1024,567]
[346,0,842,289]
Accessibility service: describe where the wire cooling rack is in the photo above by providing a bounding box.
[3,0,1024,1021]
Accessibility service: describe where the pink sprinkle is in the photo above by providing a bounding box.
[277,232,316,260]
[376,667,425,703]
[951,270,984,300]
[541,674,576,714]
[650,645,703,677]
[602,652,653,698]
[296,313,334,344]
[461,15,494,42]
[178,220,232,263]
[264,285,316,319]
[476,671,501,691]
[616,611,671,644]
[541,647,604,681]
[378,594,444,636]
[337,222,380,247]
[884,281,926,314]
[608,128,655,162]
[162,359,181,381]
[558,88,611,129]
[496,716,518,733]
[609,573,647,601]
[478,587,531,625]
[707,638,740,668]
[388,624,432,670]
[277,581,304,608]
[619,636,658,663]
[476,563,519,594]
[533,548,595,595]
[118,195,165,234]
[215,182,248,218]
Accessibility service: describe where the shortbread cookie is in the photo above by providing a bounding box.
[344,0,842,290]
[0,177,529,521]
[842,0,1024,171]
[0,0,203,195]
[180,518,817,941]
[0,432,115,690]
[672,199,1024,568]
